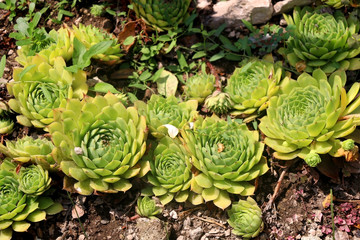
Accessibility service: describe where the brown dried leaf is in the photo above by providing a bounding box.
[118,21,137,53]
[295,61,306,73]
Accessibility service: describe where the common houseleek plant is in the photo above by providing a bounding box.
[145,137,193,205]
[8,55,88,129]
[0,160,62,240]
[181,116,269,209]
[48,93,149,195]
[259,69,360,166]
[227,197,264,239]
[225,57,285,121]
[136,196,162,218]
[184,73,215,104]
[283,6,360,73]
[135,95,198,139]
[131,0,191,31]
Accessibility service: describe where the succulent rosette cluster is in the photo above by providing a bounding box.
[184,73,215,103]
[0,136,56,170]
[0,160,62,240]
[225,58,285,120]
[146,137,193,205]
[7,55,88,129]
[136,196,162,218]
[48,93,149,195]
[131,0,191,31]
[16,27,74,67]
[72,24,123,64]
[135,95,198,138]
[259,69,360,165]
[0,102,14,135]
[322,0,359,8]
[181,116,268,209]
[284,6,360,73]
[227,197,264,238]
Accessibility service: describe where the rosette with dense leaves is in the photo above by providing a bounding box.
[204,91,233,116]
[135,95,198,138]
[16,27,74,67]
[322,0,359,8]
[0,136,55,170]
[7,55,88,129]
[184,73,215,103]
[0,102,14,135]
[72,24,123,64]
[48,93,149,195]
[283,6,360,73]
[146,137,193,205]
[227,197,264,238]
[131,0,191,31]
[181,116,269,209]
[259,69,360,164]
[18,165,51,196]
[0,160,63,240]
[136,196,162,218]
[225,58,285,120]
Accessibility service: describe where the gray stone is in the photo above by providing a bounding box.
[189,227,204,240]
[208,0,273,29]
[135,218,169,240]
[197,0,211,9]
[273,0,315,15]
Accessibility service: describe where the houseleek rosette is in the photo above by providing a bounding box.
[0,136,55,170]
[131,0,191,31]
[16,27,74,67]
[8,55,88,129]
[227,197,264,238]
[18,165,51,196]
[284,6,360,73]
[146,137,193,205]
[72,24,123,64]
[48,93,149,195]
[136,196,162,218]
[204,91,233,116]
[225,58,285,120]
[259,69,360,164]
[184,73,215,103]
[181,116,269,209]
[0,103,13,135]
[322,0,359,8]
[135,95,198,138]
[0,160,63,240]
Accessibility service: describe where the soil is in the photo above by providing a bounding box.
[2,0,360,240]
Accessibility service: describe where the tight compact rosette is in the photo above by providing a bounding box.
[225,57,285,121]
[284,6,360,73]
[259,69,360,166]
[184,73,215,104]
[8,55,88,129]
[131,0,191,31]
[49,93,149,195]
[181,116,269,209]
[145,137,193,205]
[135,95,198,138]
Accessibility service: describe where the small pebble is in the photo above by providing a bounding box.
[169,210,178,219]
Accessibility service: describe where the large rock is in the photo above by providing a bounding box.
[207,0,273,29]
[273,0,315,15]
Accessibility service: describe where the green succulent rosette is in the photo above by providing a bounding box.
[72,24,123,64]
[0,160,63,240]
[225,58,285,120]
[136,196,162,218]
[284,6,360,73]
[16,27,74,67]
[204,91,233,116]
[227,197,264,239]
[184,73,215,104]
[7,55,88,129]
[259,69,360,162]
[181,116,269,209]
[135,95,198,139]
[48,93,149,195]
[131,0,191,31]
[18,165,51,196]
[146,137,193,205]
